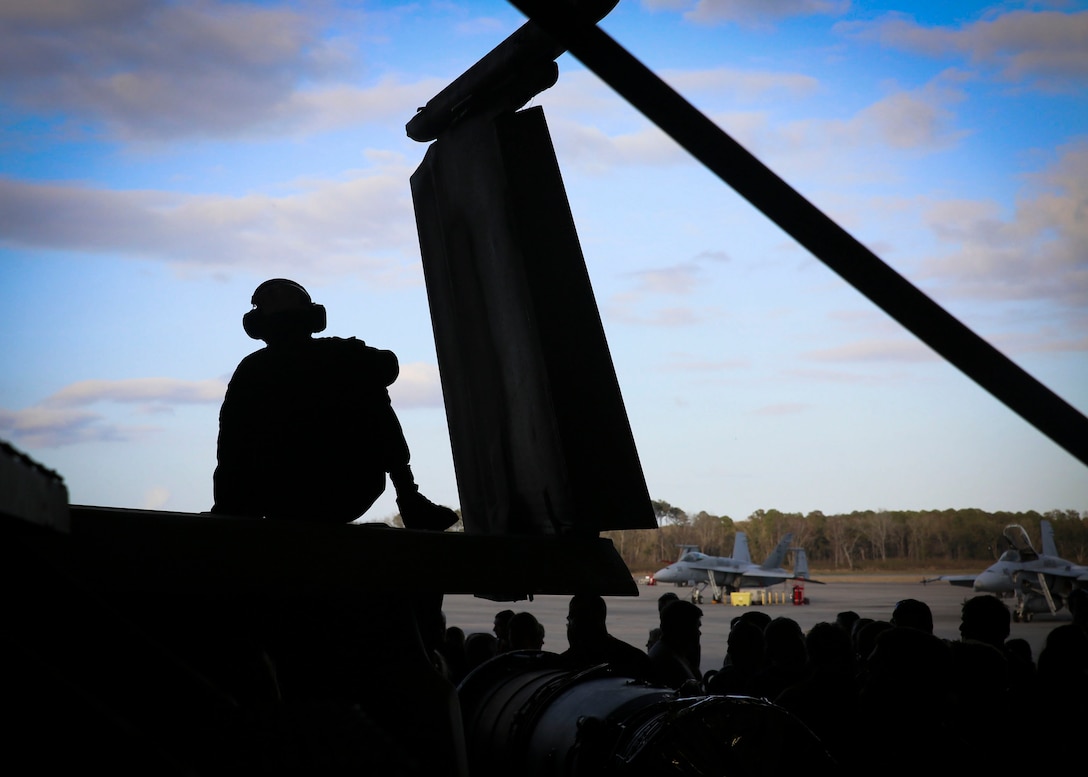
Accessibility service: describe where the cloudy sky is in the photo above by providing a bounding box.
[2,0,1085,524]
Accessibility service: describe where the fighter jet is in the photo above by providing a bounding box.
[924,520,1088,622]
[653,532,823,603]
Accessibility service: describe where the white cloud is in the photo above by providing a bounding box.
[0,159,422,283]
[143,486,172,510]
[0,377,226,448]
[753,402,811,416]
[920,141,1088,309]
[0,0,352,140]
[803,338,937,363]
[46,378,226,407]
[674,0,851,27]
[389,362,445,408]
[549,71,965,177]
[841,9,1088,88]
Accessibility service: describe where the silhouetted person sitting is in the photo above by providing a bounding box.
[773,621,859,769]
[647,600,703,690]
[750,616,807,702]
[212,278,456,530]
[855,626,964,775]
[1035,623,1088,727]
[705,618,764,697]
[558,594,650,679]
[958,594,1034,702]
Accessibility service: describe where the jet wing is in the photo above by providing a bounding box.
[922,574,976,587]
[1025,566,1088,581]
[686,562,731,572]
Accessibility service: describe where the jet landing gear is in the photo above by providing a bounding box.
[1011,572,1060,623]
[690,580,734,604]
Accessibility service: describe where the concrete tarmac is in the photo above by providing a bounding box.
[442,575,1068,674]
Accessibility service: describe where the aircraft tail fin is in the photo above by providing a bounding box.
[793,547,810,580]
[733,532,751,565]
[761,533,793,569]
[1040,520,1058,558]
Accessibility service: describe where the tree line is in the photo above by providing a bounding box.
[603,502,1088,575]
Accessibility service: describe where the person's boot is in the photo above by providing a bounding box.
[397,490,458,532]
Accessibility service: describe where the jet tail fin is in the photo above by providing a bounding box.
[760,533,793,569]
[793,547,810,580]
[733,532,751,565]
[1040,520,1058,558]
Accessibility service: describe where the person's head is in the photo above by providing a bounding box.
[959,595,1011,647]
[891,598,934,634]
[660,600,702,644]
[493,609,515,642]
[764,616,807,669]
[805,621,854,673]
[657,591,680,613]
[566,594,608,645]
[835,611,860,634]
[508,611,545,651]
[464,632,498,672]
[243,278,326,343]
[659,599,702,668]
[734,609,771,632]
[725,619,765,670]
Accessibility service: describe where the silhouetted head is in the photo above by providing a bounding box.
[567,594,608,645]
[732,609,771,632]
[660,600,702,644]
[657,591,680,613]
[835,610,860,634]
[805,621,854,673]
[1068,587,1088,628]
[863,626,952,709]
[508,611,545,651]
[959,594,1011,647]
[764,616,806,669]
[725,619,765,670]
[493,609,515,643]
[891,598,934,634]
[243,278,327,343]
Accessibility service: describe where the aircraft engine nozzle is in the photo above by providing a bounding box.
[457,651,840,777]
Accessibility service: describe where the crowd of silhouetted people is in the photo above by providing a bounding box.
[432,588,1088,776]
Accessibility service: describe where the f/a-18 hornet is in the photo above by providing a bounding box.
[653,532,823,603]
[924,519,1088,622]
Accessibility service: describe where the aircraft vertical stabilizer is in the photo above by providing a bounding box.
[793,547,810,580]
[733,533,751,565]
[1040,520,1058,558]
[761,533,793,570]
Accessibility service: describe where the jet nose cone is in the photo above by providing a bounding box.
[653,567,674,581]
[974,571,1008,593]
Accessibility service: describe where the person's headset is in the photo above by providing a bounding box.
[242,278,327,340]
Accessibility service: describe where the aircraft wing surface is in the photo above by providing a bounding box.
[923,574,976,586]
[1026,566,1088,581]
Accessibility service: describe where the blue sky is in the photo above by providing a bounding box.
[2,0,1086,523]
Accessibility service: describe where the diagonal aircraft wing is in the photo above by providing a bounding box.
[922,574,977,586]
